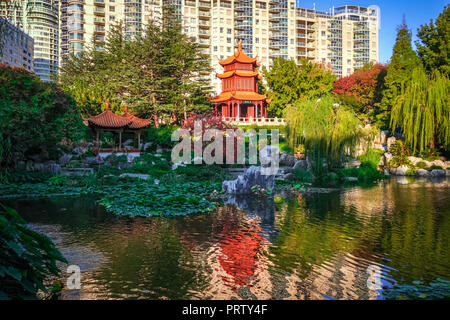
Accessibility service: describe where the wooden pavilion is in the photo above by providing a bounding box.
[84,103,151,154]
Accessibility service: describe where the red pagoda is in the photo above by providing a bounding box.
[210,42,268,120]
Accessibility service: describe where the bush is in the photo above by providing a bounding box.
[147,126,178,150]
[428,165,443,171]
[406,169,415,176]
[292,168,313,182]
[358,148,383,170]
[389,140,408,156]
[389,155,413,168]
[416,161,428,169]
[0,64,85,167]
[0,205,67,299]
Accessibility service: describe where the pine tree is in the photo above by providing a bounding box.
[416,5,449,75]
[377,20,420,129]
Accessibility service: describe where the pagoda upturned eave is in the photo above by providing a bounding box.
[216,70,262,79]
[218,42,259,66]
[210,91,267,103]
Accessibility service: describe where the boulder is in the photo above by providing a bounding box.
[430,169,446,177]
[446,170,450,177]
[283,173,294,181]
[343,177,358,182]
[119,173,150,180]
[156,145,163,154]
[387,137,396,151]
[121,139,134,148]
[143,142,153,151]
[384,152,393,165]
[222,165,275,194]
[85,157,103,165]
[43,162,61,175]
[380,130,388,144]
[346,160,361,169]
[431,160,446,168]
[279,153,296,167]
[407,156,423,166]
[59,153,72,167]
[415,169,430,177]
[394,165,409,176]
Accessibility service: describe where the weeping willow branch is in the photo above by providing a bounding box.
[390,67,450,154]
[285,96,363,175]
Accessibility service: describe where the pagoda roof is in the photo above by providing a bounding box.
[219,42,259,66]
[121,107,152,129]
[86,104,151,130]
[217,70,262,79]
[210,91,267,103]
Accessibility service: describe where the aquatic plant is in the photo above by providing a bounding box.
[0,205,67,299]
[383,278,450,300]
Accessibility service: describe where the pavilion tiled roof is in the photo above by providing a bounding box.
[216,70,262,79]
[85,104,151,130]
[210,91,267,103]
[219,42,259,66]
[121,107,152,129]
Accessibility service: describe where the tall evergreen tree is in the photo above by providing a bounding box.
[416,5,450,75]
[377,20,420,129]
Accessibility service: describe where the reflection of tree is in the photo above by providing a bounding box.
[269,195,363,278]
[380,185,450,283]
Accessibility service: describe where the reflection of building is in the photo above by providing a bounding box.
[0,17,34,72]
[1,0,59,81]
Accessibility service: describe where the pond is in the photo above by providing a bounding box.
[4,177,450,300]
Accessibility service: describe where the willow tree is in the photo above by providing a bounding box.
[285,96,363,175]
[390,67,450,154]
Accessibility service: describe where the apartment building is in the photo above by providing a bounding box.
[0,17,34,72]
[0,0,59,82]
[57,1,378,92]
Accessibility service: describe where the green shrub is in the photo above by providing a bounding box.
[292,168,313,182]
[0,170,52,184]
[416,161,428,169]
[389,140,407,156]
[147,126,177,150]
[429,165,443,170]
[406,169,415,176]
[0,205,67,299]
[358,148,383,170]
[389,155,412,168]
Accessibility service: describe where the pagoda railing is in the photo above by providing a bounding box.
[222,117,287,126]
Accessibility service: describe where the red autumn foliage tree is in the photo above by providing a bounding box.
[334,63,387,121]
[180,111,239,164]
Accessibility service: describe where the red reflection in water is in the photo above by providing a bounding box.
[218,217,263,290]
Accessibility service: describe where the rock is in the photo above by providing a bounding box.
[279,153,296,167]
[156,145,163,154]
[389,168,397,175]
[383,169,390,176]
[222,165,275,194]
[122,139,134,148]
[85,157,103,165]
[407,156,423,166]
[283,173,294,181]
[380,130,388,144]
[384,152,393,165]
[346,160,361,169]
[430,169,446,177]
[154,179,160,185]
[415,169,430,177]
[373,144,385,152]
[394,165,409,176]
[387,137,396,151]
[143,142,153,151]
[43,162,61,174]
[119,173,150,180]
[431,160,446,168]
[344,177,358,182]
[171,162,186,170]
[59,154,72,167]
[446,170,450,177]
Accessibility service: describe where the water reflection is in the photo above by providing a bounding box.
[4,179,450,300]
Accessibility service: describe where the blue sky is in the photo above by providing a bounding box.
[296,0,448,63]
